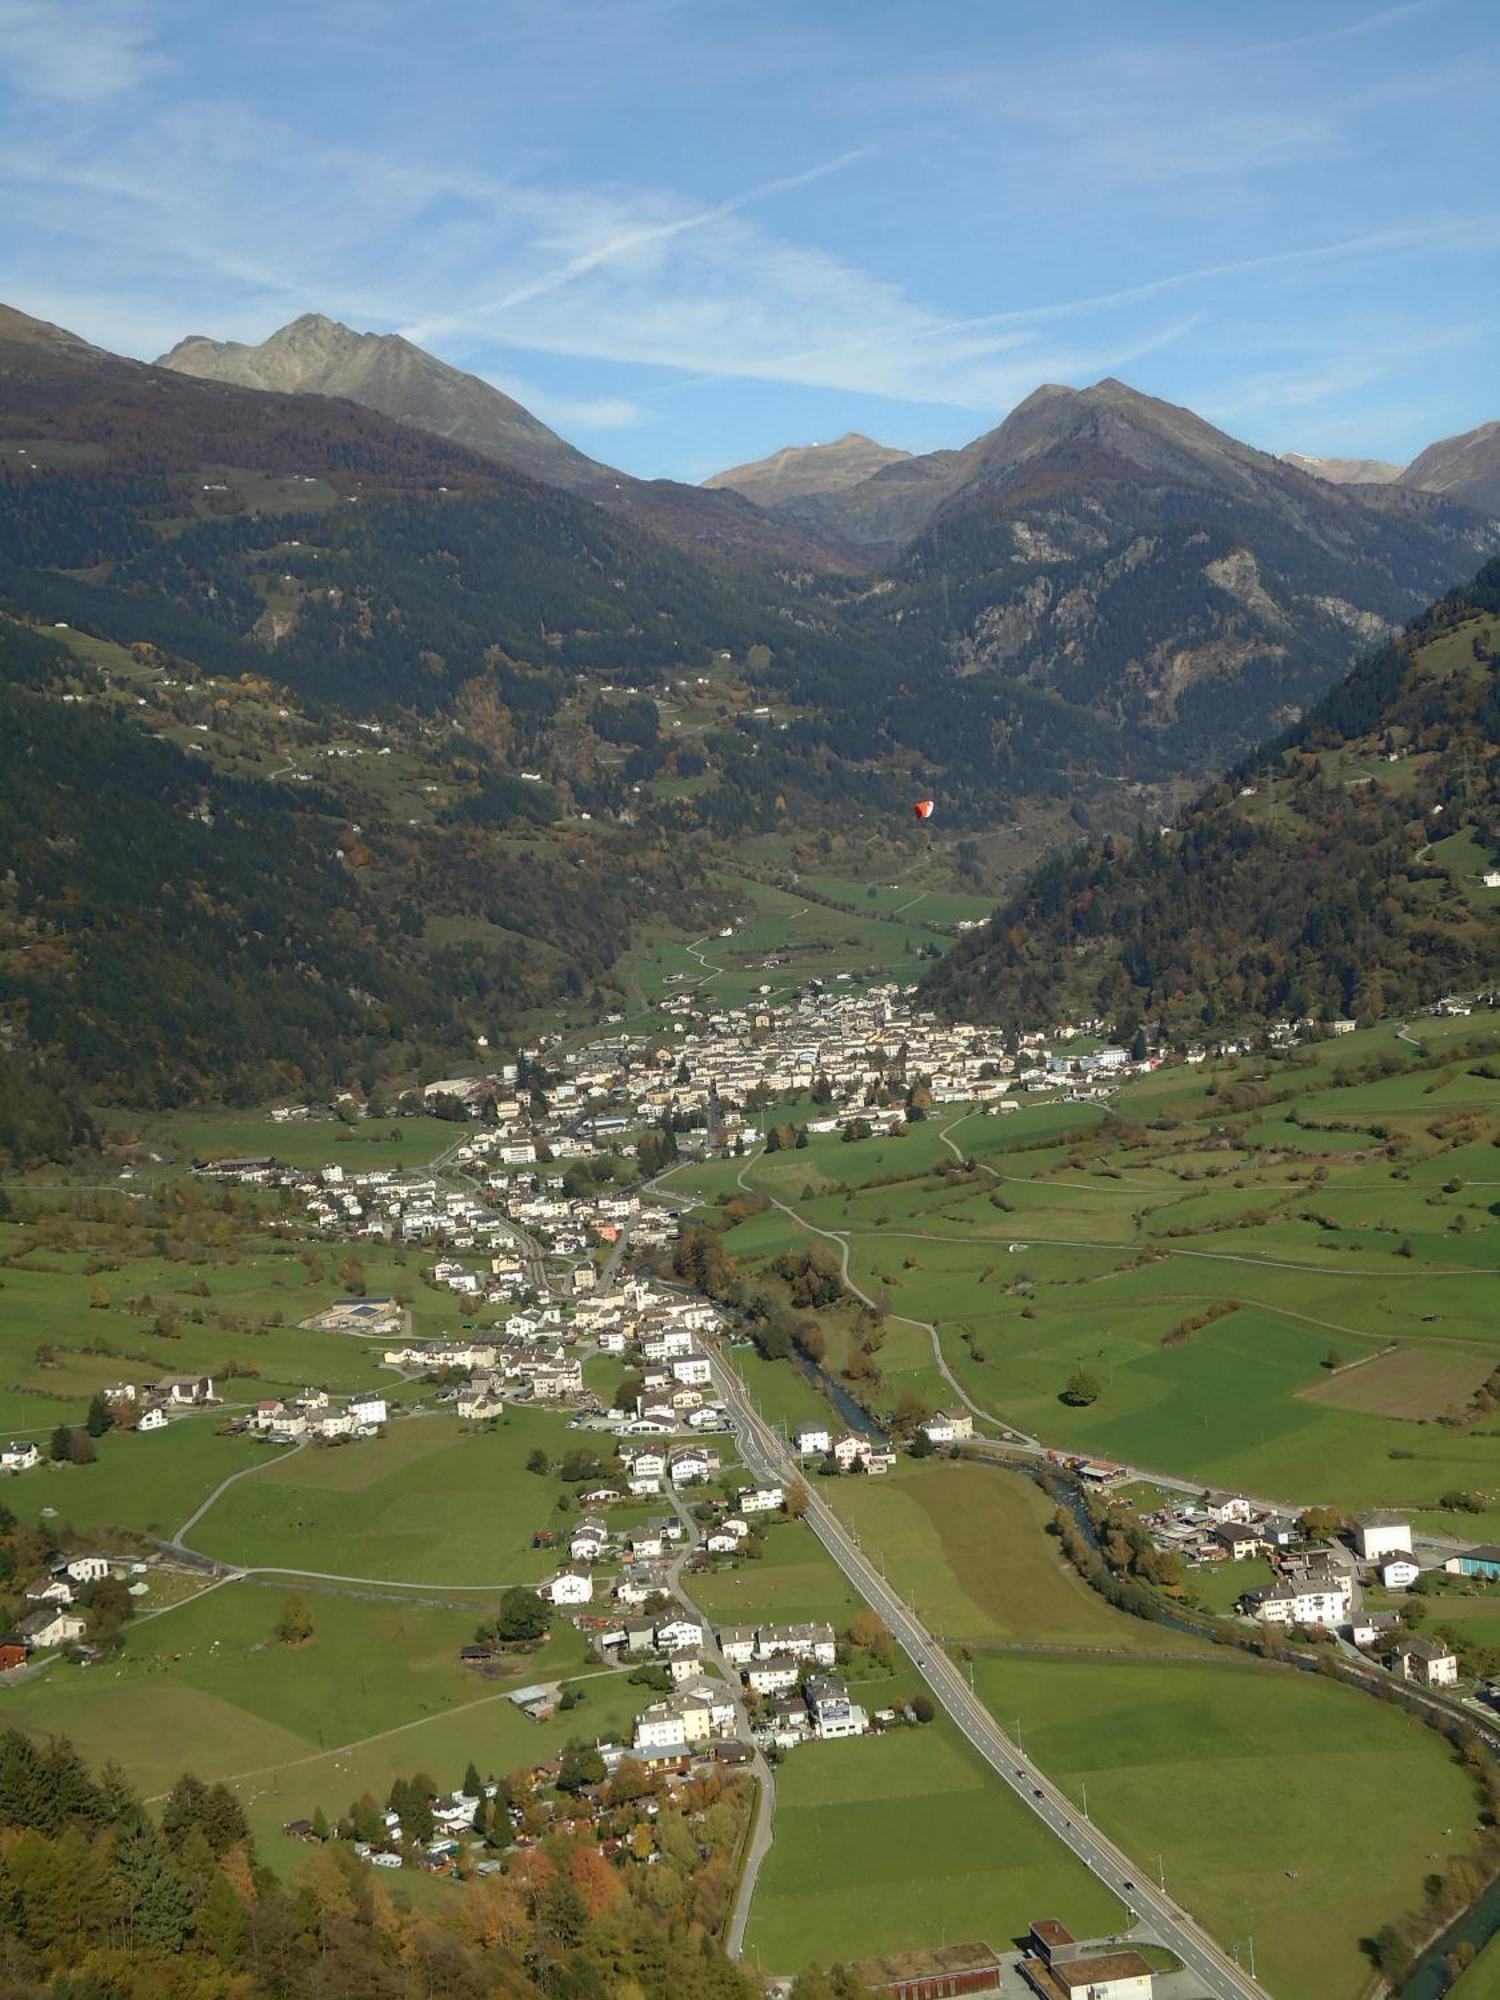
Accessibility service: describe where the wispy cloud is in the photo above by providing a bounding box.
[406,149,872,340]
[0,0,164,102]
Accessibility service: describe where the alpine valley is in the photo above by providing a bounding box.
[3,297,1500,1158]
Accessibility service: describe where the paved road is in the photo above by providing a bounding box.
[705,1344,1263,2000]
[659,1483,777,1960]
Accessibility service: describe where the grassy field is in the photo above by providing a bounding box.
[188,1410,588,1584]
[973,1652,1479,2000]
[0,1579,625,1876]
[1451,1931,1500,1999]
[687,1518,865,1631]
[709,1021,1500,1522]
[744,1713,1124,1973]
[817,1459,1210,1654]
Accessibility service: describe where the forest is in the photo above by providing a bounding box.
[928,557,1500,1031]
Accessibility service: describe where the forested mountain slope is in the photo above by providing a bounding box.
[926,557,1500,1032]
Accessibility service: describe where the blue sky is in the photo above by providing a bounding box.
[1,0,1497,481]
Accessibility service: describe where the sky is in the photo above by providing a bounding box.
[1,0,1497,482]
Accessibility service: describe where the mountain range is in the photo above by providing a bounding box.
[4,294,1500,1140]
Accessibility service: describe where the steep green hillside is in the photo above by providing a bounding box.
[928,557,1500,1029]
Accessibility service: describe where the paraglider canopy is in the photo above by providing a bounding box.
[912,798,935,821]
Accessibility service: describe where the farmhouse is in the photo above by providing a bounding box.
[0,1442,40,1472]
[923,1410,974,1446]
[18,1608,86,1649]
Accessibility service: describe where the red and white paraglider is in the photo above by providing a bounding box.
[912,798,934,822]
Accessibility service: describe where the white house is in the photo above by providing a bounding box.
[923,1410,974,1446]
[0,1442,40,1472]
[1242,1578,1350,1627]
[655,1616,705,1653]
[1381,1558,1422,1591]
[348,1393,387,1428]
[794,1425,832,1457]
[63,1556,111,1585]
[541,1568,593,1606]
[745,1654,801,1695]
[569,1520,608,1562]
[805,1675,866,1740]
[736,1484,783,1515]
[1355,1514,1413,1563]
[716,1625,758,1666]
[18,1608,86,1649]
[1389,1637,1460,1689]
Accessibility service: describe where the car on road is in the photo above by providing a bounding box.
[1033,1788,1043,1798]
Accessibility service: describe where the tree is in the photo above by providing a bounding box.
[525,1447,551,1475]
[65,1429,96,1465]
[275,1594,314,1645]
[1061,1369,1100,1407]
[496,1586,550,1643]
[908,1429,935,1458]
[84,1392,115,1438]
[462,1760,484,1799]
[48,1424,73,1463]
[556,1740,606,1793]
[784,1478,809,1520]
[196,1866,248,1968]
[910,1695,935,1724]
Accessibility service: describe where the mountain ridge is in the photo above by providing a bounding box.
[155,311,854,570]
[924,555,1500,1032]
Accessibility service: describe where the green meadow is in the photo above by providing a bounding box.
[972,1652,1481,2000]
[716,1021,1500,1520]
[743,1715,1124,1973]
[188,1410,597,1585]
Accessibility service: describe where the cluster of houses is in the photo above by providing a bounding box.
[3,1379,218,1467]
[240,1388,388,1445]
[198,1158,538,1301]
[533,1473,789,1611]
[0,1551,143,1665]
[792,1423,898,1475]
[1132,1495,1475,1690]
[396,1314,588,1417]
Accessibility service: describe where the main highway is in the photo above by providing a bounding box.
[705,1341,1264,2000]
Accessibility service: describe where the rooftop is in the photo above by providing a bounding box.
[849,1941,999,1986]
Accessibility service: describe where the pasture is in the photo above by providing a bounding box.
[973,1653,1480,2000]
[686,1518,865,1631]
[743,1715,1124,1972]
[186,1410,588,1585]
[716,1026,1500,1521]
[818,1459,1208,1654]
